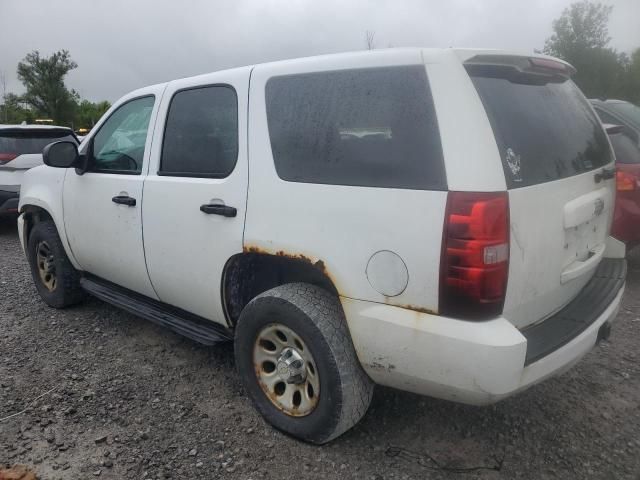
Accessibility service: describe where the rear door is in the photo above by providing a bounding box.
[142,68,250,323]
[465,57,616,329]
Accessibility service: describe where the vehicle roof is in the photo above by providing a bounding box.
[127,48,572,97]
[0,124,74,131]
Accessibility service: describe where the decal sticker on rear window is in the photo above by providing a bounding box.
[505,147,522,183]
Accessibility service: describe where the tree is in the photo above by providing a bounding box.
[75,99,111,129]
[17,50,78,125]
[623,49,640,104]
[543,1,633,99]
[365,30,376,50]
[0,93,33,124]
[544,1,612,56]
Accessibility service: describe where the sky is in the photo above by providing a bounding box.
[0,0,638,103]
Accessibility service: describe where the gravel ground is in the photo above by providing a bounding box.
[1,216,640,480]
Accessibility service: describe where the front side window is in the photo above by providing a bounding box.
[160,86,238,177]
[265,66,446,190]
[90,96,155,174]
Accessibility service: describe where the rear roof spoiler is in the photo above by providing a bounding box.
[464,54,576,80]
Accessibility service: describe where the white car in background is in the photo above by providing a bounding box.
[0,125,78,215]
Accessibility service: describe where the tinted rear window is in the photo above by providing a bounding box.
[265,66,446,190]
[161,85,238,177]
[467,68,613,188]
[0,130,76,156]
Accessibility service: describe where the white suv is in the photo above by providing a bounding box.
[18,49,626,444]
[0,125,77,215]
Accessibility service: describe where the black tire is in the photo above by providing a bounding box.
[27,220,84,308]
[235,283,374,444]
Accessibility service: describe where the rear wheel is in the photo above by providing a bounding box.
[234,283,373,444]
[27,220,84,308]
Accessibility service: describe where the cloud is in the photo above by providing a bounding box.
[0,0,637,102]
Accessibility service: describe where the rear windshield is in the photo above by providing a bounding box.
[0,130,77,156]
[265,66,446,190]
[467,67,613,188]
[610,132,640,164]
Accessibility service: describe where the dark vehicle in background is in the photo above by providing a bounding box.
[0,125,78,215]
[591,99,640,146]
[600,123,640,249]
[591,100,640,249]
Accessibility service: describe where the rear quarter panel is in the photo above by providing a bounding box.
[245,50,488,312]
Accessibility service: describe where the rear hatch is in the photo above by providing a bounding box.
[0,128,77,170]
[465,55,616,329]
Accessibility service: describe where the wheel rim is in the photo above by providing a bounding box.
[253,323,320,416]
[36,240,57,292]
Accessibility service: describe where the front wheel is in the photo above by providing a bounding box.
[234,283,374,444]
[27,220,84,308]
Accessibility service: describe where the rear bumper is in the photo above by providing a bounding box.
[342,258,626,405]
[0,188,19,215]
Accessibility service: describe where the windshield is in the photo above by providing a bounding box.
[0,130,77,156]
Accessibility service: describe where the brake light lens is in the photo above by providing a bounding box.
[616,170,636,192]
[0,153,18,165]
[440,192,509,319]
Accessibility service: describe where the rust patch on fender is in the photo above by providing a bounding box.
[243,245,333,281]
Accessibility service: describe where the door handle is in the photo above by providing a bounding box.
[112,195,136,206]
[200,203,237,217]
[594,167,616,183]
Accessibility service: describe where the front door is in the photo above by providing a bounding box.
[142,69,250,323]
[63,90,163,298]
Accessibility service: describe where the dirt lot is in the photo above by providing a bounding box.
[1,217,640,480]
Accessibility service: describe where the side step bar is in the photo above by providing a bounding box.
[80,275,233,345]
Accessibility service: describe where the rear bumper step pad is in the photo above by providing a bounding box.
[521,257,626,366]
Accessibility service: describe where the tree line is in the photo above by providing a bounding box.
[0,50,110,130]
[543,0,639,104]
[1,0,638,131]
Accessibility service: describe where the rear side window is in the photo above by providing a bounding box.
[265,66,446,190]
[160,85,238,177]
[467,68,613,188]
[0,130,76,156]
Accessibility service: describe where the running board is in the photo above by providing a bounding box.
[80,275,233,345]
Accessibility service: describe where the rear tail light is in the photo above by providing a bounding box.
[440,191,509,319]
[0,153,18,165]
[616,170,636,192]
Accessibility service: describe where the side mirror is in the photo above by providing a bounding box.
[43,141,80,168]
